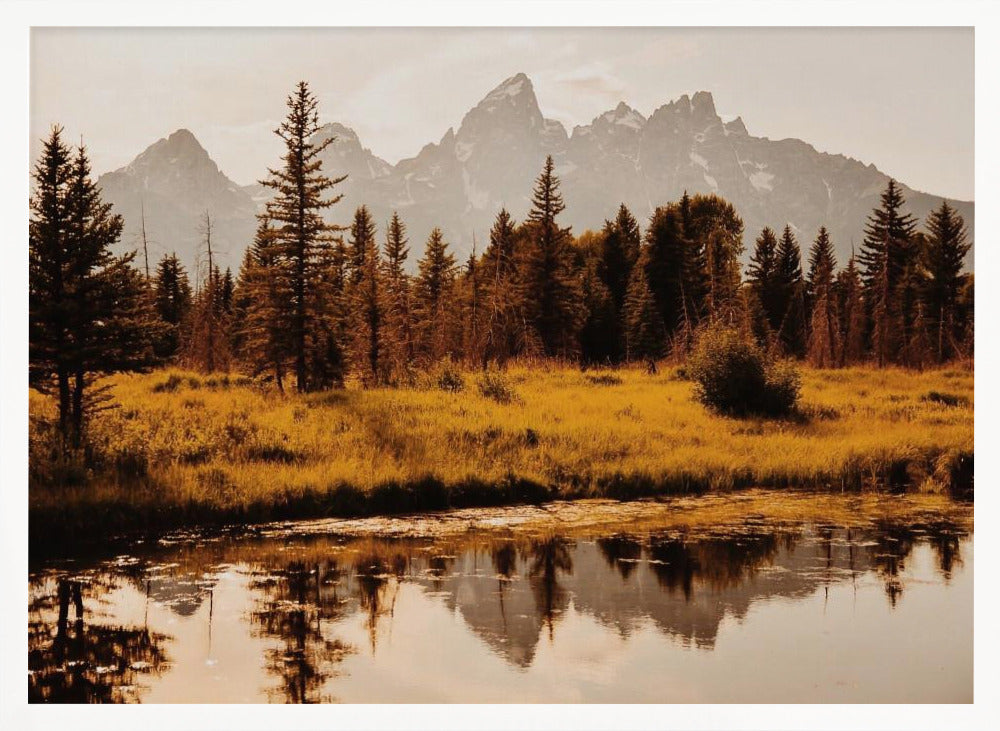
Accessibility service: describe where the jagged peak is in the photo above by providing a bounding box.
[315,122,360,143]
[167,128,199,144]
[119,128,213,174]
[485,72,533,99]
[154,128,208,157]
[724,116,748,136]
[598,102,646,130]
[691,91,719,120]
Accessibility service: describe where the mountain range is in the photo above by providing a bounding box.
[97,72,974,277]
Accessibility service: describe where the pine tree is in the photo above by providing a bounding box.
[805,227,839,367]
[152,252,192,359]
[836,253,867,365]
[185,213,230,373]
[413,227,457,363]
[859,180,919,365]
[235,217,291,389]
[594,204,641,362]
[348,207,384,385]
[775,225,806,356]
[220,267,234,315]
[687,194,743,325]
[261,81,347,391]
[622,247,666,362]
[643,204,686,339]
[381,211,414,376]
[598,203,641,319]
[481,208,523,366]
[747,227,781,337]
[578,255,617,365]
[517,155,584,358]
[348,205,377,285]
[921,201,971,362]
[30,130,158,447]
[459,244,491,367]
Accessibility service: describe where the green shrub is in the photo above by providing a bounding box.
[477,371,520,404]
[687,327,801,417]
[921,391,970,408]
[585,373,622,386]
[435,359,465,393]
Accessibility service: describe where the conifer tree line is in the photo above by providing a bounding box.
[30,81,975,442]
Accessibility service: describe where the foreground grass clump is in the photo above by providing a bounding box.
[29,363,973,543]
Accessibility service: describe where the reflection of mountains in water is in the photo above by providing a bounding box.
[421,525,966,666]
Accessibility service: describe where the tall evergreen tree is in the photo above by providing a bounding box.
[921,201,971,362]
[578,255,617,365]
[347,206,384,385]
[643,204,687,339]
[413,228,457,362]
[381,212,414,375]
[481,208,523,366]
[152,252,192,359]
[348,205,377,285]
[806,228,836,295]
[598,203,641,318]
[687,194,744,325]
[185,214,230,373]
[858,180,919,365]
[261,81,347,391]
[594,204,641,362]
[775,225,806,356]
[806,227,839,367]
[835,252,867,366]
[30,129,158,446]
[219,267,234,315]
[235,217,291,389]
[747,227,781,336]
[517,155,584,358]
[460,245,490,368]
[622,247,666,362]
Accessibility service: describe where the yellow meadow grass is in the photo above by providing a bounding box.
[28,363,973,536]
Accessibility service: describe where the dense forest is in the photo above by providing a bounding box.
[30,82,973,447]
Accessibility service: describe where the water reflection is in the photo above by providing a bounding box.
[28,578,170,702]
[249,560,352,703]
[28,517,972,703]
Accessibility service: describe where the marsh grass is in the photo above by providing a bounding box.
[29,363,973,545]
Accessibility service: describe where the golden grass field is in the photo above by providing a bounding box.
[28,363,973,543]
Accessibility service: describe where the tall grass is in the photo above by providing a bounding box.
[29,363,973,544]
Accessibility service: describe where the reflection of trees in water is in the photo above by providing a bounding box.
[646,532,782,599]
[929,530,963,579]
[597,535,643,580]
[28,578,170,703]
[249,560,352,704]
[868,521,968,606]
[491,542,517,580]
[27,515,974,701]
[426,553,454,592]
[354,550,409,653]
[527,537,574,641]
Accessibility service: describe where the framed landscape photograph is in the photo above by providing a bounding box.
[2,2,996,730]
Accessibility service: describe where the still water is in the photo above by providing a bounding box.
[29,512,972,703]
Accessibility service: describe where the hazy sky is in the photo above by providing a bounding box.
[31,27,974,200]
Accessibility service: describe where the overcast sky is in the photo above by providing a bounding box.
[30,27,974,200]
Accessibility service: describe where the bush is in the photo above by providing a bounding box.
[921,391,970,408]
[686,327,800,417]
[477,371,520,404]
[585,373,622,386]
[435,359,465,393]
